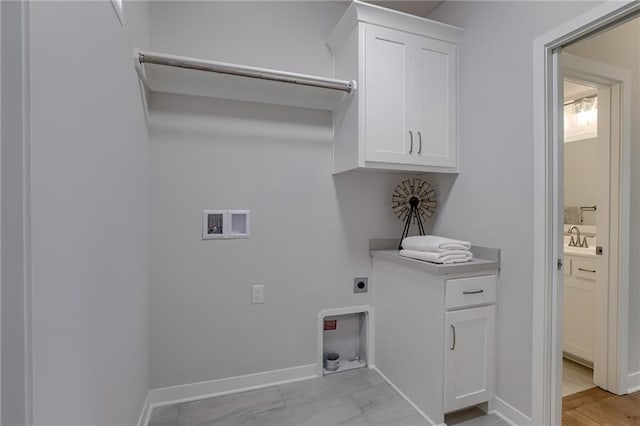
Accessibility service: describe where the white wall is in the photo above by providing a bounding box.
[148,1,420,389]
[565,19,640,376]
[564,138,597,225]
[29,1,151,424]
[428,0,602,418]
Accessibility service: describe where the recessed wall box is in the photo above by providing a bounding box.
[230,210,250,238]
[318,307,371,376]
[203,210,226,239]
[202,210,250,240]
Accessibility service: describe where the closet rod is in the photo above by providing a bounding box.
[137,50,354,93]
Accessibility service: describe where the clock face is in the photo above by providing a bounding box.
[392,178,437,222]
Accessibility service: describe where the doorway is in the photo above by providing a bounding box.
[533,2,640,424]
[560,52,628,398]
[561,78,599,397]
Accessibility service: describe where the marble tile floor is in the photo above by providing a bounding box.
[148,368,508,426]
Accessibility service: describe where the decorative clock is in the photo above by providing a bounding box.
[392,178,437,249]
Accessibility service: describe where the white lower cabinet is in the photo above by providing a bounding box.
[371,253,498,424]
[444,305,496,413]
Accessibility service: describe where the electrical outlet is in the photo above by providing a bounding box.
[353,277,368,293]
[252,285,264,304]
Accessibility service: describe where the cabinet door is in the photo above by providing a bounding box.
[413,37,457,168]
[444,305,495,413]
[363,25,413,164]
[563,257,595,363]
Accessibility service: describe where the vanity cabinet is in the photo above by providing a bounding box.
[327,1,462,174]
[563,254,596,363]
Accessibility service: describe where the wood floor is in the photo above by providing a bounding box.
[563,358,594,397]
[563,387,640,425]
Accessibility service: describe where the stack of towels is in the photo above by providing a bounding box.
[399,235,473,264]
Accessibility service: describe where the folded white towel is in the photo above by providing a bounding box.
[400,249,473,264]
[401,235,472,252]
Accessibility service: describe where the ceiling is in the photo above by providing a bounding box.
[366,1,445,17]
[564,81,597,102]
[328,1,445,18]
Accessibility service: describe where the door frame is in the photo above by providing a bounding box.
[563,53,631,393]
[532,1,639,424]
[0,2,3,421]
[0,2,32,424]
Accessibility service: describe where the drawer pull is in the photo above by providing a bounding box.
[463,289,484,295]
[578,268,596,273]
[450,324,456,350]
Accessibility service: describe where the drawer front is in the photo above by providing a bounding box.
[574,258,596,281]
[446,275,497,310]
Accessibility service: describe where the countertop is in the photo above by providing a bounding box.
[564,246,596,258]
[369,239,500,276]
[370,250,499,275]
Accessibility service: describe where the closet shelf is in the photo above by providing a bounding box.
[134,49,355,111]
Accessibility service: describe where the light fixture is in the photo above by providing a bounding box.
[573,96,597,126]
[564,94,597,142]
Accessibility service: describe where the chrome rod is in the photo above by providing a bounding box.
[417,131,422,154]
[409,131,414,154]
[138,50,353,93]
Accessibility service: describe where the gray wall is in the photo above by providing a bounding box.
[564,138,597,225]
[29,1,151,424]
[148,1,421,389]
[146,1,640,420]
[565,19,640,375]
[428,0,602,417]
[2,2,28,424]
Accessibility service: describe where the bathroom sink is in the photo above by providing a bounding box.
[564,245,596,257]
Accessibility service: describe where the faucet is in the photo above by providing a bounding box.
[568,225,588,248]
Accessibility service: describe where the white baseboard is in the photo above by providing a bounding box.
[627,371,640,393]
[148,364,318,408]
[137,393,152,426]
[369,365,443,426]
[490,396,533,426]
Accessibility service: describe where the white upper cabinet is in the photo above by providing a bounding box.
[327,0,462,174]
[363,25,413,165]
[414,37,457,168]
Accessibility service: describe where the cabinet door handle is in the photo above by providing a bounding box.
[463,289,484,295]
[578,268,596,273]
[417,131,422,154]
[409,131,414,154]
[450,324,456,350]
